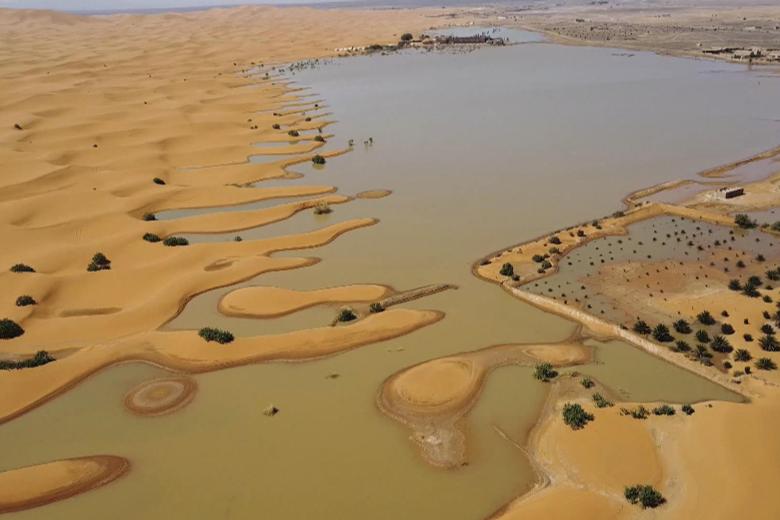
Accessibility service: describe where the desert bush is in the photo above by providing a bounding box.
[0,350,54,370]
[734,349,752,362]
[759,334,780,352]
[625,485,666,509]
[499,263,514,277]
[337,308,357,322]
[314,135,325,142]
[15,295,36,307]
[0,319,24,340]
[198,327,234,344]
[695,330,711,343]
[652,404,675,416]
[369,302,385,313]
[767,269,780,281]
[532,254,545,263]
[592,393,613,408]
[143,233,161,243]
[87,252,111,272]
[633,320,651,335]
[533,363,558,382]
[272,123,280,130]
[163,236,189,247]
[681,404,695,415]
[312,154,326,165]
[580,377,595,389]
[142,213,157,221]
[10,264,35,273]
[400,32,413,41]
[541,260,553,270]
[697,310,716,325]
[721,323,735,335]
[761,323,775,335]
[673,319,691,334]
[710,335,733,353]
[562,403,593,430]
[756,357,777,370]
[623,405,649,419]
[314,202,332,215]
[728,279,742,291]
[153,177,166,185]
[652,324,673,342]
[288,130,300,137]
[673,340,691,352]
[549,236,561,245]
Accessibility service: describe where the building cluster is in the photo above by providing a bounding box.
[701,46,780,62]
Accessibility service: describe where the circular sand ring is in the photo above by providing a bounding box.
[124,377,197,417]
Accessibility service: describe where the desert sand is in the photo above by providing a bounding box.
[0,456,129,514]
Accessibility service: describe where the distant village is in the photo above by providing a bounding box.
[701,46,780,63]
[334,32,507,56]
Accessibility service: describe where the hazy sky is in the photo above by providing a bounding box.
[0,0,340,11]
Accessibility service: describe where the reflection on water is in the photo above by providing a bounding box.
[6,28,780,519]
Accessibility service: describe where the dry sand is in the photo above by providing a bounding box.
[0,455,129,514]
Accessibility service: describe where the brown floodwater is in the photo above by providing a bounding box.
[4,28,779,519]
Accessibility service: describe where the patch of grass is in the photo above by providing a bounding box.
[562,403,594,430]
[198,327,234,344]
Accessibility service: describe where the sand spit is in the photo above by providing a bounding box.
[0,455,129,514]
[355,189,392,199]
[124,376,197,417]
[379,340,590,468]
[0,308,443,424]
[218,284,391,318]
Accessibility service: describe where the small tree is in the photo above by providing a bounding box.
[633,320,651,335]
[734,349,752,362]
[710,335,733,353]
[625,485,666,509]
[400,32,413,41]
[695,330,711,343]
[756,357,777,370]
[681,404,695,415]
[499,263,514,277]
[673,319,691,334]
[759,334,780,352]
[562,403,594,430]
[533,363,558,382]
[652,324,673,342]
[697,310,716,325]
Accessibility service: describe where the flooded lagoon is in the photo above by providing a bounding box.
[5,28,779,519]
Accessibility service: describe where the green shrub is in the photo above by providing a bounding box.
[633,320,651,335]
[288,130,300,137]
[580,377,595,389]
[10,263,35,273]
[0,319,24,339]
[143,233,161,243]
[592,393,613,408]
[673,340,691,352]
[153,177,166,185]
[142,213,157,221]
[312,154,326,165]
[499,263,514,277]
[624,485,666,509]
[15,295,36,307]
[734,214,757,229]
[540,260,553,270]
[337,308,357,322]
[163,236,189,247]
[622,405,649,419]
[728,279,742,291]
[652,404,675,416]
[533,363,558,382]
[400,32,413,41]
[0,350,54,370]
[761,323,775,335]
[734,349,752,362]
[681,404,695,415]
[198,327,234,344]
[314,135,325,142]
[695,330,711,343]
[369,302,385,313]
[720,323,735,335]
[562,403,594,430]
[272,123,280,130]
[549,235,562,245]
[532,254,545,263]
[756,357,777,370]
[87,252,111,272]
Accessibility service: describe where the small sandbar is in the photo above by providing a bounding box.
[355,189,392,199]
[218,284,390,318]
[0,455,129,514]
[124,376,197,417]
